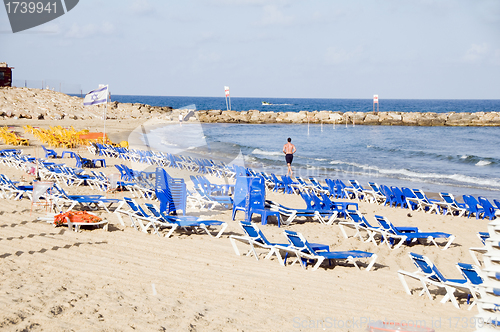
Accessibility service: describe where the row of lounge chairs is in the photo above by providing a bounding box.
[230,221,377,271]
[335,179,500,220]
[86,144,500,222]
[114,168,227,238]
[89,143,235,178]
[339,210,455,250]
[1,148,495,314]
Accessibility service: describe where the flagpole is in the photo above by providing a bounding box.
[103,86,107,144]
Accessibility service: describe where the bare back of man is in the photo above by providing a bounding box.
[283,138,297,176]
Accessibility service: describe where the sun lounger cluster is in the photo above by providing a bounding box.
[396,220,500,315]
[85,144,500,221]
[88,143,236,178]
[338,210,455,250]
[3,144,500,315]
[114,168,227,238]
[231,175,356,227]
[230,221,377,271]
[470,219,500,329]
[398,252,482,310]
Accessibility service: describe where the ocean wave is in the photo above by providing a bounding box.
[476,160,492,166]
[252,148,282,157]
[363,144,499,166]
[160,139,179,147]
[323,159,500,188]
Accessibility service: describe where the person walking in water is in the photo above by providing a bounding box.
[283,137,297,176]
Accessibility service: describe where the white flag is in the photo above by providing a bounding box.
[83,85,108,106]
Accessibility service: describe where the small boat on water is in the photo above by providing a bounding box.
[262,101,272,105]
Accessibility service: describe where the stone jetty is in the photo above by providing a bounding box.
[1,87,499,126]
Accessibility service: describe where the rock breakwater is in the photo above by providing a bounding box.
[1,87,499,126]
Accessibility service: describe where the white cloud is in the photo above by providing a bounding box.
[462,43,490,63]
[129,0,155,16]
[257,5,294,26]
[324,46,363,65]
[65,22,115,39]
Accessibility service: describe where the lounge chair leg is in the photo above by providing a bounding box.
[348,256,360,270]
[164,225,178,238]
[365,254,377,271]
[311,257,325,271]
[397,271,417,295]
[441,235,455,251]
[338,224,350,239]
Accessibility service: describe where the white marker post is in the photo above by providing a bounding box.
[99,84,108,144]
[224,86,231,111]
[373,94,379,113]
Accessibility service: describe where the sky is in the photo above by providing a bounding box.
[1,0,499,99]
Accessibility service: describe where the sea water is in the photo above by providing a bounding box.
[112,95,500,114]
[142,122,500,200]
[112,95,500,200]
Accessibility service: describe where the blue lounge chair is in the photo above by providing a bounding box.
[398,252,481,309]
[469,232,490,266]
[478,196,498,220]
[365,182,386,204]
[406,188,440,214]
[401,187,418,210]
[344,179,365,201]
[436,192,467,217]
[190,175,232,209]
[310,177,330,194]
[463,195,485,219]
[145,203,227,238]
[380,185,396,207]
[335,179,349,199]
[231,176,251,220]
[374,215,455,250]
[270,173,285,193]
[0,174,33,200]
[283,230,377,271]
[245,177,282,226]
[51,183,121,213]
[338,210,385,245]
[228,221,328,265]
[41,145,58,158]
[391,186,408,209]
[114,197,164,234]
[265,199,337,226]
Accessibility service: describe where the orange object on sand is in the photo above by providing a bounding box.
[78,132,111,144]
[54,211,103,226]
[79,132,108,140]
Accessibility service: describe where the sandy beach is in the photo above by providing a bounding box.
[0,118,489,332]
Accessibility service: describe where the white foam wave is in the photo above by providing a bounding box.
[160,139,179,147]
[252,148,282,157]
[476,160,491,166]
[187,146,196,150]
[327,159,500,188]
[461,155,468,159]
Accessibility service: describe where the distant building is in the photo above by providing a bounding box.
[0,63,13,87]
